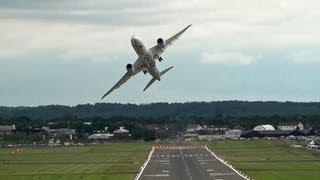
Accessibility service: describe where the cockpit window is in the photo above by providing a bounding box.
[137,43,143,48]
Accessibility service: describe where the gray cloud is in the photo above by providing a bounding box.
[1,0,320,64]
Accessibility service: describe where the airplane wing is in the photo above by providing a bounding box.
[101,57,144,99]
[101,72,132,99]
[150,24,192,58]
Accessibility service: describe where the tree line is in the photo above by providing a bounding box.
[1,101,320,119]
[0,113,319,143]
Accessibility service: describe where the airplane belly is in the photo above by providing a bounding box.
[143,54,160,80]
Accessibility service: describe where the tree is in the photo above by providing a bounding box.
[56,132,68,142]
[131,128,156,141]
[31,133,43,142]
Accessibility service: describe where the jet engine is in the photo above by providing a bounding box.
[157,38,166,48]
[126,63,135,73]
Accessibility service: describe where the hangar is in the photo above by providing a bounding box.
[253,124,275,131]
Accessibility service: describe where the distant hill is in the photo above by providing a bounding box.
[1,101,320,119]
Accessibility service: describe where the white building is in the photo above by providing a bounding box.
[225,129,243,139]
[198,135,225,141]
[84,122,92,125]
[113,126,129,134]
[278,122,304,131]
[88,133,114,140]
[0,125,15,134]
[186,124,203,132]
[253,124,275,131]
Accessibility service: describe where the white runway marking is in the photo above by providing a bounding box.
[156,154,211,158]
[198,159,217,162]
[204,146,249,180]
[144,174,169,177]
[210,172,236,176]
[154,160,170,163]
[135,146,155,180]
[137,146,249,180]
[180,148,193,180]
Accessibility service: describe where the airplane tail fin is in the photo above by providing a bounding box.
[143,66,173,92]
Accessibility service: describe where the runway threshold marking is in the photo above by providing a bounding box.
[137,146,250,180]
[154,160,169,163]
[198,159,217,162]
[144,174,169,177]
[210,172,236,176]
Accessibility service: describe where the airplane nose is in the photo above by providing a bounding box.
[131,36,136,42]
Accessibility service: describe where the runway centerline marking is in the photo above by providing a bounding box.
[179,148,193,180]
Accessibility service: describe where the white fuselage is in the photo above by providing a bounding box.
[131,36,161,80]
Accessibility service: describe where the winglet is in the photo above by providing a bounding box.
[101,91,111,99]
[180,24,192,34]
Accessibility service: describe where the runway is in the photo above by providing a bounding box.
[137,146,247,180]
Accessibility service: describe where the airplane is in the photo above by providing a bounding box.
[101,24,192,99]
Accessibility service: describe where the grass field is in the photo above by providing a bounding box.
[205,140,320,180]
[0,142,153,180]
[1,140,319,180]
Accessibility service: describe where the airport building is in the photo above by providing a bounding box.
[186,124,203,132]
[0,125,15,134]
[253,124,275,131]
[225,129,243,139]
[113,127,130,140]
[278,122,304,131]
[88,133,114,141]
[41,127,76,140]
[242,129,316,138]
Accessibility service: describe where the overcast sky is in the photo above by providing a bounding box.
[0,0,320,106]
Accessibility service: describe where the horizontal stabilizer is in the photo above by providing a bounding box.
[143,66,173,92]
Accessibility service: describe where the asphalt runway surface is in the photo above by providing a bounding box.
[138,146,247,180]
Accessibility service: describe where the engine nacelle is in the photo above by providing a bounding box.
[157,38,166,48]
[126,63,135,73]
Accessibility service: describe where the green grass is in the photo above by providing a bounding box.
[1,140,319,180]
[205,139,320,180]
[0,142,153,180]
